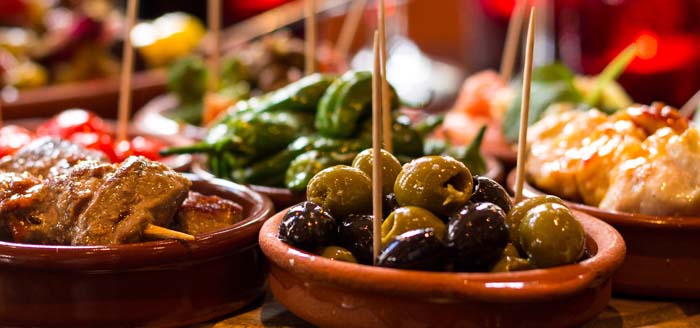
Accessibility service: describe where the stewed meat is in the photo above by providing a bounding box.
[1,156,191,245]
[174,191,244,235]
[0,137,108,178]
[71,156,191,245]
[2,160,115,244]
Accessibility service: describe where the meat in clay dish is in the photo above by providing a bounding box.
[526,102,699,216]
[0,138,244,245]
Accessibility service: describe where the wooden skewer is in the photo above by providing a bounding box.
[208,0,222,91]
[371,31,383,265]
[378,0,392,152]
[117,0,138,142]
[144,224,195,241]
[499,0,527,82]
[514,7,536,203]
[0,99,3,128]
[305,0,317,75]
[335,0,368,61]
[679,89,700,118]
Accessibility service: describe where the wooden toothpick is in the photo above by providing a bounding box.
[117,0,139,142]
[208,0,222,91]
[680,89,700,118]
[499,0,527,82]
[336,0,368,61]
[305,0,317,75]
[514,7,536,203]
[371,31,383,265]
[378,0,392,152]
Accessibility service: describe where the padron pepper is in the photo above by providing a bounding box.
[315,71,399,138]
[284,150,357,192]
[249,73,335,113]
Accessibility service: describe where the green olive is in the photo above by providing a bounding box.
[506,195,565,247]
[307,165,372,218]
[352,148,402,196]
[316,246,358,263]
[394,156,473,216]
[518,203,585,268]
[490,243,534,272]
[381,206,446,246]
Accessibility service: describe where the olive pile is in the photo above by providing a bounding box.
[278,150,587,272]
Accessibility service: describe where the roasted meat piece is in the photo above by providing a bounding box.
[174,191,244,235]
[1,156,191,245]
[71,156,191,245]
[0,137,107,178]
[1,160,115,244]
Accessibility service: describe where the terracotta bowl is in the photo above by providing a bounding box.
[506,170,700,299]
[192,154,504,210]
[259,208,626,328]
[133,94,207,140]
[8,118,193,172]
[0,174,274,328]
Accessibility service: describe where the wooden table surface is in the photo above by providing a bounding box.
[193,292,700,328]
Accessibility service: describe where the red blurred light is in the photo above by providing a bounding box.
[480,0,517,18]
[636,32,658,60]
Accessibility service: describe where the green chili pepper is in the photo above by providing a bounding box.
[229,136,368,186]
[251,73,335,113]
[392,115,424,158]
[315,71,399,138]
[446,125,487,175]
[284,150,357,192]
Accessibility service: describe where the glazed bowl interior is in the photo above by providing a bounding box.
[133,94,207,140]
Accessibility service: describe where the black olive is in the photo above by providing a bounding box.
[278,201,337,251]
[338,213,375,264]
[470,176,513,213]
[383,193,399,218]
[377,229,448,271]
[448,202,509,272]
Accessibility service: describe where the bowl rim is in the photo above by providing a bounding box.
[0,173,274,270]
[259,206,626,303]
[505,170,700,230]
[133,93,207,140]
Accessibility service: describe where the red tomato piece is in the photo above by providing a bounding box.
[68,132,119,163]
[0,125,35,158]
[129,136,165,160]
[36,109,107,138]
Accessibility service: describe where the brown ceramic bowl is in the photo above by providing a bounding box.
[507,170,700,299]
[0,174,273,328]
[133,94,207,140]
[8,118,193,172]
[192,154,504,210]
[3,69,166,121]
[259,208,626,328]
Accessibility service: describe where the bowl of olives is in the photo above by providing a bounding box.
[508,171,700,299]
[258,151,626,327]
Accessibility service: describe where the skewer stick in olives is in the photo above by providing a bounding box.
[352,148,402,196]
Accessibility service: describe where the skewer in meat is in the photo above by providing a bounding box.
[1,157,191,245]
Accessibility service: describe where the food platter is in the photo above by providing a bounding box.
[259,207,626,328]
[507,171,700,299]
[0,173,273,327]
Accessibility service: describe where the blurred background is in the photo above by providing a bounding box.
[1,0,699,115]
